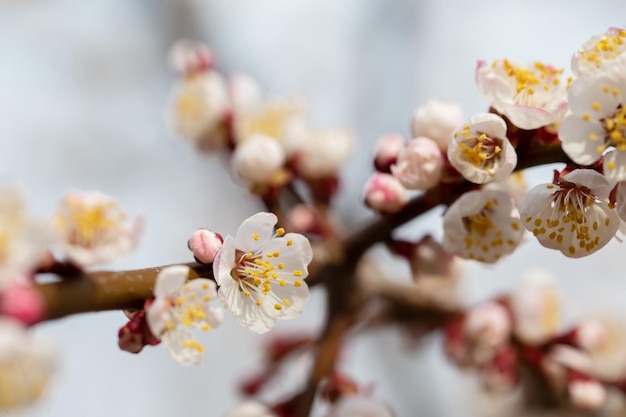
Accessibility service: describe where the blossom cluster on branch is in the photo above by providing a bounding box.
[3,27,626,417]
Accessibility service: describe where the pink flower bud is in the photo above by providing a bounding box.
[411,99,463,150]
[0,282,45,325]
[373,133,405,172]
[391,137,443,190]
[232,134,286,185]
[363,173,407,214]
[188,229,223,264]
[286,205,320,235]
[118,310,160,354]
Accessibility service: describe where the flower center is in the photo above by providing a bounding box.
[238,104,289,142]
[457,127,502,169]
[579,29,626,68]
[57,199,124,248]
[176,94,203,119]
[494,60,565,105]
[604,105,626,152]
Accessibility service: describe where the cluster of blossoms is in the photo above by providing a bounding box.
[118,212,314,365]
[445,270,626,412]
[0,188,143,412]
[168,40,355,198]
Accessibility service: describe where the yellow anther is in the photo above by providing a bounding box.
[182,340,204,352]
[279,279,286,287]
[283,298,291,307]
[294,280,303,287]
[276,228,285,236]
[277,262,284,270]
[201,324,212,332]
[243,291,251,297]
[287,239,293,247]
[582,113,591,121]
[256,299,263,306]
[252,233,259,241]
[293,270,303,277]
[175,297,186,305]
[203,295,212,302]
[592,102,601,111]
[274,304,283,311]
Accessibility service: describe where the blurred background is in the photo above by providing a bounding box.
[1,0,626,415]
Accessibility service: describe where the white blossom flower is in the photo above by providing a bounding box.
[484,171,528,205]
[373,132,405,172]
[327,396,394,417]
[213,212,313,334]
[390,136,443,190]
[448,113,517,184]
[363,172,408,214]
[411,99,464,150]
[572,27,626,78]
[229,73,262,116]
[234,97,309,155]
[224,401,276,417]
[559,75,626,181]
[476,59,568,129]
[574,318,626,381]
[0,318,57,411]
[511,269,560,345]
[232,134,287,185]
[519,169,619,257]
[168,71,230,149]
[53,190,143,267]
[294,128,355,179]
[615,182,626,222]
[146,265,223,365]
[443,189,523,263]
[0,188,44,288]
[168,39,214,75]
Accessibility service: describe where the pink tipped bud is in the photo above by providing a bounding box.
[411,99,464,150]
[569,380,607,410]
[188,229,223,264]
[363,172,407,214]
[391,136,443,190]
[0,282,45,325]
[286,205,321,235]
[373,133,405,172]
[168,39,214,75]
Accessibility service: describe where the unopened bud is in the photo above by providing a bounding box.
[373,133,405,172]
[0,282,45,325]
[363,173,407,214]
[569,380,606,410]
[168,39,214,75]
[411,99,463,150]
[286,205,320,235]
[233,134,286,184]
[188,229,223,264]
[391,136,443,190]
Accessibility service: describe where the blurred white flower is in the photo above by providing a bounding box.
[373,132,405,172]
[484,172,528,205]
[229,73,262,116]
[53,190,143,267]
[294,128,355,179]
[443,190,523,263]
[559,75,626,181]
[327,395,394,417]
[568,380,607,411]
[146,265,223,365]
[168,39,214,75]
[448,113,517,184]
[213,212,312,334]
[476,59,568,129]
[390,136,443,190]
[232,134,287,185]
[571,27,626,78]
[0,188,44,288]
[511,269,560,345]
[168,71,230,150]
[224,401,276,417]
[234,97,309,155]
[363,172,408,214]
[519,169,618,258]
[411,99,464,150]
[464,301,512,364]
[0,318,57,411]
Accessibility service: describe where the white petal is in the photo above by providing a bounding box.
[564,169,615,200]
[213,235,236,286]
[569,76,623,119]
[616,182,626,222]
[146,298,171,336]
[161,329,203,366]
[217,276,245,316]
[267,283,309,320]
[234,212,278,253]
[153,265,189,298]
[559,116,605,165]
[469,113,507,139]
[502,103,555,130]
[603,150,626,182]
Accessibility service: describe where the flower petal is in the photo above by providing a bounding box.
[603,150,626,182]
[559,117,605,166]
[213,235,236,286]
[153,265,189,298]
[234,212,278,253]
[161,328,203,366]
